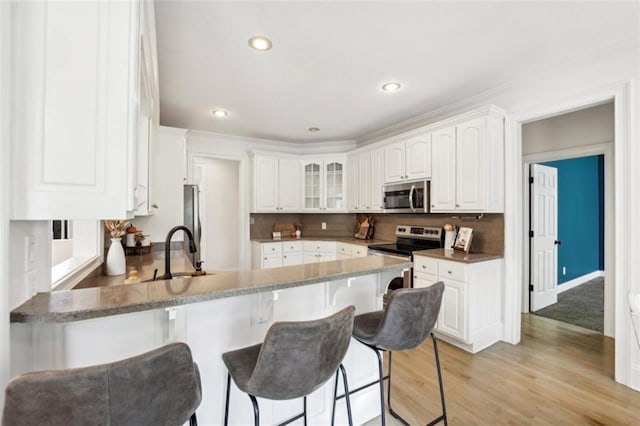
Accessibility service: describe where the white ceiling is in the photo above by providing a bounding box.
[154,1,637,143]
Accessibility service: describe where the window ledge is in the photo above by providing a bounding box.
[52,256,102,291]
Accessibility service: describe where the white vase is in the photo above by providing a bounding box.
[106,237,126,276]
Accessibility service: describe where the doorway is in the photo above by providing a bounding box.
[521,102,614,339]
[529,155,605,333]
[193,157,241,272]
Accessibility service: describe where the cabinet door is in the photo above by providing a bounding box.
[352,245,368,257]
[358,152,372,210]
[303,253,319,264]
[384,141,406,183]
[413,273,438,289]
[254,156,279,212]
[430,126,456,212]
[278,159,301,211]
[370,148,385,211]
[456,118,486,211]
[437,278,467,341]
[303,161,322,210]
[282,252,303,266]
[318,252,336,262]
[324,160,345,211]
[11,1,138,219]
[347,154,359,211]
[262,254,283,269]
[405,134,432,180]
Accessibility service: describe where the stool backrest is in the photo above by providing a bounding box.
[2,342,202,426]
[247,305,355,400]
[375,282,445,351]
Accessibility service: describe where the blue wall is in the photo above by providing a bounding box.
[541,155,604,284]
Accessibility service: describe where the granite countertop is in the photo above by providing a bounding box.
[11,256,411,324]
[413,249,503,263]
[251,236,393,246]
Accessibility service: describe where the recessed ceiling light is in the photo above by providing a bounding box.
[212,109,229,118]
[248,36,272,51]
[308,127,320,132]
[382,82,402,92]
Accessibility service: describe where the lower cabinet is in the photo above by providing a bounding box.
[413,254,503,353]
[252,240,367,269]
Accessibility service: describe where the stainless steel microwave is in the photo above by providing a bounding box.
[382,180,430,213]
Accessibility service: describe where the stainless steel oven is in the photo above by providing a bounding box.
[383,180,430,213]
[368,225,444,291]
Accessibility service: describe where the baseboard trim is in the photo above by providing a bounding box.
[557,270,604,294]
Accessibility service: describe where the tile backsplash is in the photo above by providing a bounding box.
[250,212,504,254]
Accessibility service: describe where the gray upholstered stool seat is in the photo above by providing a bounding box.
[2,342,202,426]
[340,283,447,426]
[222,305,355,425]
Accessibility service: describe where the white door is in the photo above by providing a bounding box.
[347,154,359,211]
[370,148,385,211]
[254,156,279,212]
[530,164,559,311]
[358,152,372,210]
[456,118,486,211]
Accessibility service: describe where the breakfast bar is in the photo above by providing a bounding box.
[10,256,411,425]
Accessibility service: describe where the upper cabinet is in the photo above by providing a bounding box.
[11,1,158,220]
[251,155,301,213]
[348,148,384,212]
[384,133,432,184]
[431,114,504,213]
[303,156,346,212]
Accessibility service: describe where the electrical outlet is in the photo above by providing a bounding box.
[321,222,327,230]
[562,266,566,275]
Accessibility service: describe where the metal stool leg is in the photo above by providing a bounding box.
[428,333,447,426]
[224,372,231,426]
[189,412,198,426]
[374,348,386,426]
[331,364,354,426]
[303,396,307,426]
[249,394,260,426]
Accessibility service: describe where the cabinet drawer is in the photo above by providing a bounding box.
[413,255,438,276]
[336,242,352,256]
[438,260,466,282]
[262,243,282,254]
[303,241,336,253]
[352,245,368,257]
[282,241,303,253]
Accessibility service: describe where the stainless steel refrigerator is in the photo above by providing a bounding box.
[183,184,202,268]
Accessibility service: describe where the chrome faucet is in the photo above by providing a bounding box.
[162,225,197,280]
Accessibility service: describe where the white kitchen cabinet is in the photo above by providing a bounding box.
[348,148,384,213]
[251,155,301,212]
[347,154,359,211]
[413,254,503,353]
[383,134,431,184]
[430,113,504,213]
[303,157,346,212]
[303,241,337,263]
[11,1,157,219]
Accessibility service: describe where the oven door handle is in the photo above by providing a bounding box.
[409,184,416,212]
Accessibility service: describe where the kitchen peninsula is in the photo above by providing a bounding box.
[10,255,410,425]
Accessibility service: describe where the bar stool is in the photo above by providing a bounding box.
[338,283,447,426]
[222,305,355,426]
[2,342,202,426]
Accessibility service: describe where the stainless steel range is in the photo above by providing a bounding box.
[368,225,444,289]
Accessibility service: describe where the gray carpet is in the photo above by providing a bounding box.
[533,277,604,333]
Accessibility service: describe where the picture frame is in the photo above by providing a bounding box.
[453,227,473,253]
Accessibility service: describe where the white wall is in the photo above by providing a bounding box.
[522,102,614,154]
[0,0,11,410]
[133,126,187,242]
[198,158,240,271]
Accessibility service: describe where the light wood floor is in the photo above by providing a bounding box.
[368,314,640,425]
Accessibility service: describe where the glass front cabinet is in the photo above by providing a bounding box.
[303,157,346,212]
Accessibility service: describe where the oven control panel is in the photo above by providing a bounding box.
[395,225,442,240]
